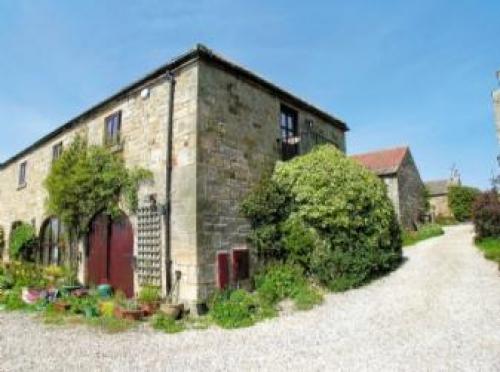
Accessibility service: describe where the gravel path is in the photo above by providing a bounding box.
[0,224,499,372]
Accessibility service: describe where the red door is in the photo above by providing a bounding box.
[88,213,134,297]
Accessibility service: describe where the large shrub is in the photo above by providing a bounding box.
[241,145,402,291]
[9,223,38,261]
[448,185,480,222]
[44,136,152,236]
[472,190,500,239]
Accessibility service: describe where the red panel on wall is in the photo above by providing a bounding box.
[217,252,230,289]
[232,249,250,282]
[87,214,109,287]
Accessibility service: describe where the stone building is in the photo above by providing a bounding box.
[351,146,425,230]
[0,44,348,310]
[425,173,461,220]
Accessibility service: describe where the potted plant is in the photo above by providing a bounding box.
[114,299,143,321]
[138,285,161,316]
[160,272,184,320]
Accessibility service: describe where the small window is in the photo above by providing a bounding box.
[216,251,230,289]
[280,105,299,160]
[18,161,27,187]
[52,142,63,162]
[232,249,250,282]
[105,111,122,146]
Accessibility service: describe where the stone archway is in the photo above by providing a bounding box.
[39,217,68,266]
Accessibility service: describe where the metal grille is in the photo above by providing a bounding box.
[137,198,162,286]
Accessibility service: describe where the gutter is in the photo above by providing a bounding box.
[164,71,175,294]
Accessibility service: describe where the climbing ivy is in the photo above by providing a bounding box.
[43,136,153,237]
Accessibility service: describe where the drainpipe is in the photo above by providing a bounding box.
[164,71,175,294]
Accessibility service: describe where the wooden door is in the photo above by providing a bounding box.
[88,213,134,297]
[88,214,109,287]
[108,215,134,298]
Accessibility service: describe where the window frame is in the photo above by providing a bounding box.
[52,142,63,162]
[18,161,27,188]
[104,111,122,147]
[279,105,299,160]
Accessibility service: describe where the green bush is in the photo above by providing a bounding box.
[448,185,481,222]
[138,285,161,304]
[208,289,274,329]
[241,145,402,291]
[402,224,444,247]
[475,237,500,265]
[472,190,500,239]
[254,264,322,310]
[44,136,152,236]
[9,223,38,261]
[151,314,185,333]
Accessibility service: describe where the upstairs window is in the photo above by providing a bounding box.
[280,105,299,160]
[18,161,27,187]
[52,142,63,162]
[105,111,122,146]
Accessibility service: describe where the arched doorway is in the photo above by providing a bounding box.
[87,213,134,297]
[39,217,68,266]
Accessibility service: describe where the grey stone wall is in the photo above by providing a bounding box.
[397,152,425,229]
[195,60,346,300]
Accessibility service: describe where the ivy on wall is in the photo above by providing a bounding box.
[43,136,153,237]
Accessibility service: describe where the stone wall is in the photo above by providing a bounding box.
[429,195,451,218]
[397,152,425,229]
[195,59,346,301]
[0,63,200,301]
[381,175,399,220]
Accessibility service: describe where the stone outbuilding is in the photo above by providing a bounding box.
[0,44,348,311]
[351,146,425,230]
[425,174,461,220]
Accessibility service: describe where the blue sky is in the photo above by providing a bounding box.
[0,0,499,189]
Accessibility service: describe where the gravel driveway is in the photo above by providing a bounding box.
[0,224,499,372]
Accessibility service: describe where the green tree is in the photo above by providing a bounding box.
[448,185,481,222]
[9,222,38,261]
[241,145,402,291]
[44,136,152,237]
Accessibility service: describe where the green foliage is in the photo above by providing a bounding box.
[1,261,47,288]
[0,226,5,253]
[9,223,38,261]
[209,289,265,329]
[44,136,153,236]
[254,263,322,310]
[86,316,136,333]
[241,145,402,291]
[475,237,500,265]
[448,185,481,222]
[402,224,444,247]
[0,287,26,311]
[472,190,500,239]
[151,314,186,333]
[138,285,161,304]
[435,215,457,226]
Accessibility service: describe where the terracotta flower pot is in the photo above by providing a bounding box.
[140,302,160,317]
[54,301,71,312]
[160,303,184,320]
[114,306,144,321]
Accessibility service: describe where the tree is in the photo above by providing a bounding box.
[44,136,152,238]
[241,145,402,291]
[448,185,481,222]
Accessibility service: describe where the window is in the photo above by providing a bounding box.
[18,161,27,187]
[39,217,67,266]
[280,105,299,160]
[105,111,122,146]
[52,142,63,162]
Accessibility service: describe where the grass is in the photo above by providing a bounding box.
[151,314,185,333]
[403,224,445,247]
[475,237,500,266]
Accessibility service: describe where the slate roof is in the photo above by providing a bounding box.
[0,44,348,169]
[425,180,450,196]
[351,146,409,176]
